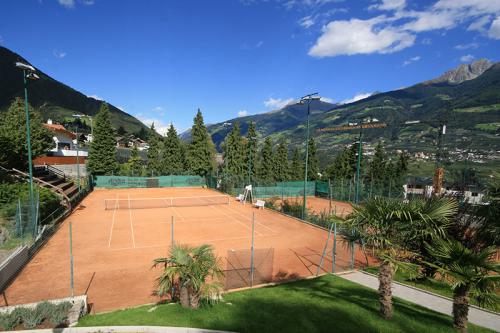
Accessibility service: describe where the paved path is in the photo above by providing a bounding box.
[340,271,500,332]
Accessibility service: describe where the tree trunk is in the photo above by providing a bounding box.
[378,261,394,319]
[453,284,470,333]
[189,289,201,309]
[179,285,190,308]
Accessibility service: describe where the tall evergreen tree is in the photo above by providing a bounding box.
[187,109,215,177]
[368,142,387,182]
[129,145,143,176]
[223,122,245,178]
[245,122,258,182]
[258,137,275,182]
[88,103,118,175]
[163,124,185,175]
[274,141,289,181]
[307,137,319,180]
[0,98,52,170]
[147,123,162,176]
[289,147,303,180]
[395,151,409,177]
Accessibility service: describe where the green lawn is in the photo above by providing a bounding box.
[77,275,493,333]
[364,267,498,313]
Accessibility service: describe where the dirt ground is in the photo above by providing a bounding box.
[1,187,370,313]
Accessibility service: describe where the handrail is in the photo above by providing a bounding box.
[45,164,67,181]
[11,168,71,210]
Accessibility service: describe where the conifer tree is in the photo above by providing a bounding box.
[395,151,409,177]
[0,98,52,170]
[163,124,185,175]
[368,142,387,182]
[258,137,275,182]
[289,147,303,180]
[88,103,118,175]
[223,122,245,182]
[245,122,258,182]
[274,141,289,181]
[187,109,215,177]
[147,123,162,176]
[129,145,143,176]
[307,137,319,180]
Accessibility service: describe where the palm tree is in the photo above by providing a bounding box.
[345,197,457,319]
[153,244,224,308]
[425,238,499,333]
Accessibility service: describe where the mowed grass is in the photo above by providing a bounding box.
[77,275,493,333]
[364,267,499,313]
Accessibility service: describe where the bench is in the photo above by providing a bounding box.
[254,200,265,209]
[236,194,244,202]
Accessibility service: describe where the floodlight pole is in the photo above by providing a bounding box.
[300,93,318,220]
[21,69,35,229]
[354,126,363,204]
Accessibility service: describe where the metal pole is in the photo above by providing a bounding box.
[22,69,35,232]
[328,179,332,215]
[316,222,334,276]
[69,220,74,297]
[302,100,310,220]
[171,216,174,248]
[354,126,363,204]
[250,212,255,287]
[76,126,80,192]
[332,221,337,273]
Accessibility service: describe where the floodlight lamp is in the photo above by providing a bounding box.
[26,72,39,80]
[15,62,36,72]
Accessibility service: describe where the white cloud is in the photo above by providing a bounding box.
[117,106,125,111]
[402,55,421,66]
[136,117,170,136]
[460,54,475,62]
[369,0,406,11]
[467,15,492,32]
[341,92,373,104]
[237,110,249,117]
[309,18,415,57]
[88,94,103,101]
[320,97,334,103]
[402,10,459,32]
[421,38,432,45]
[80,0,95,4]
[434,0,500,15]
[58,0,75,8]
[488,17,500,39]
[454,42,479,50]
[255,41,264,48]
[299,15,315,28]
[264,97,295,109]
[52,50,67,59]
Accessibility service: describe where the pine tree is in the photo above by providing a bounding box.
[258,137,275,182]
[289,147,303,180]
[395,150,409,177]
[163,124,185,175]
[88,103,118,175]
[274,141,289,181]
[223,122,245,179]
[187,109,215,177]
[245,122,258,182]
[129,146,143,176]
[307,137,319,180]
[0,98,52,170]
[368,142,387,182]
[147,123,162,176]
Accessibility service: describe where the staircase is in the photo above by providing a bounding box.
[33,166,80,205]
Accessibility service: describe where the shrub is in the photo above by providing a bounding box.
[21,307,44,329]
[35,301,56,320]
[49,302,72,326]
[9,307,30,325]
[0,312,19,331]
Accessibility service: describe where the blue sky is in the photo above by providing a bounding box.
[1,0,500,134]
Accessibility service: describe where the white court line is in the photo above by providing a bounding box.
[223,204,276,233]
[128,194,136,248]
[210,205,263,236]
[107,193,119,248]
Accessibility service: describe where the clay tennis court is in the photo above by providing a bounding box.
[1,187,367,313]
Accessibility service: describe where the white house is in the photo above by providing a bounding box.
[44,119,88,157]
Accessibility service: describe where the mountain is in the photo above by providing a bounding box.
[0,46,147,134]
[202,60,500,166]
[425,59,493,84]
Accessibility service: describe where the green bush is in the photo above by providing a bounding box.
[21,307,44,329]
[35,301,56,320]
[49,302,72,326]
[0,312,19,330]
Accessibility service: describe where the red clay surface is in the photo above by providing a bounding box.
[1,188,369,313]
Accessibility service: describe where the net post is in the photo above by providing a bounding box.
[69,220,74,297]
[332,221,337,273]
[171,215,174,248]
[316,222,334,276]
[250,212,255,287]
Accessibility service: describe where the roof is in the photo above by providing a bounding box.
[43,123,76,139]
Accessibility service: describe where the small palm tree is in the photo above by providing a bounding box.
[345,197,456,319]
[153,244,224,308]
[425,238,499,333]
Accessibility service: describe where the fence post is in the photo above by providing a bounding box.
[250,212,255,287]
[316,222,334,276]
[332,221,337,273]
[171,216,174,248]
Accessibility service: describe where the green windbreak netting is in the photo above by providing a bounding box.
[233,181,316,199]
[94,175,206,188]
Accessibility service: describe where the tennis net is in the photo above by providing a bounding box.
[104,195,231,210]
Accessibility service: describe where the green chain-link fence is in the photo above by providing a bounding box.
[93,175,206,188]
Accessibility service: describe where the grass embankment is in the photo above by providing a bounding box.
[78,275,493,333]
[364,267,499,313]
